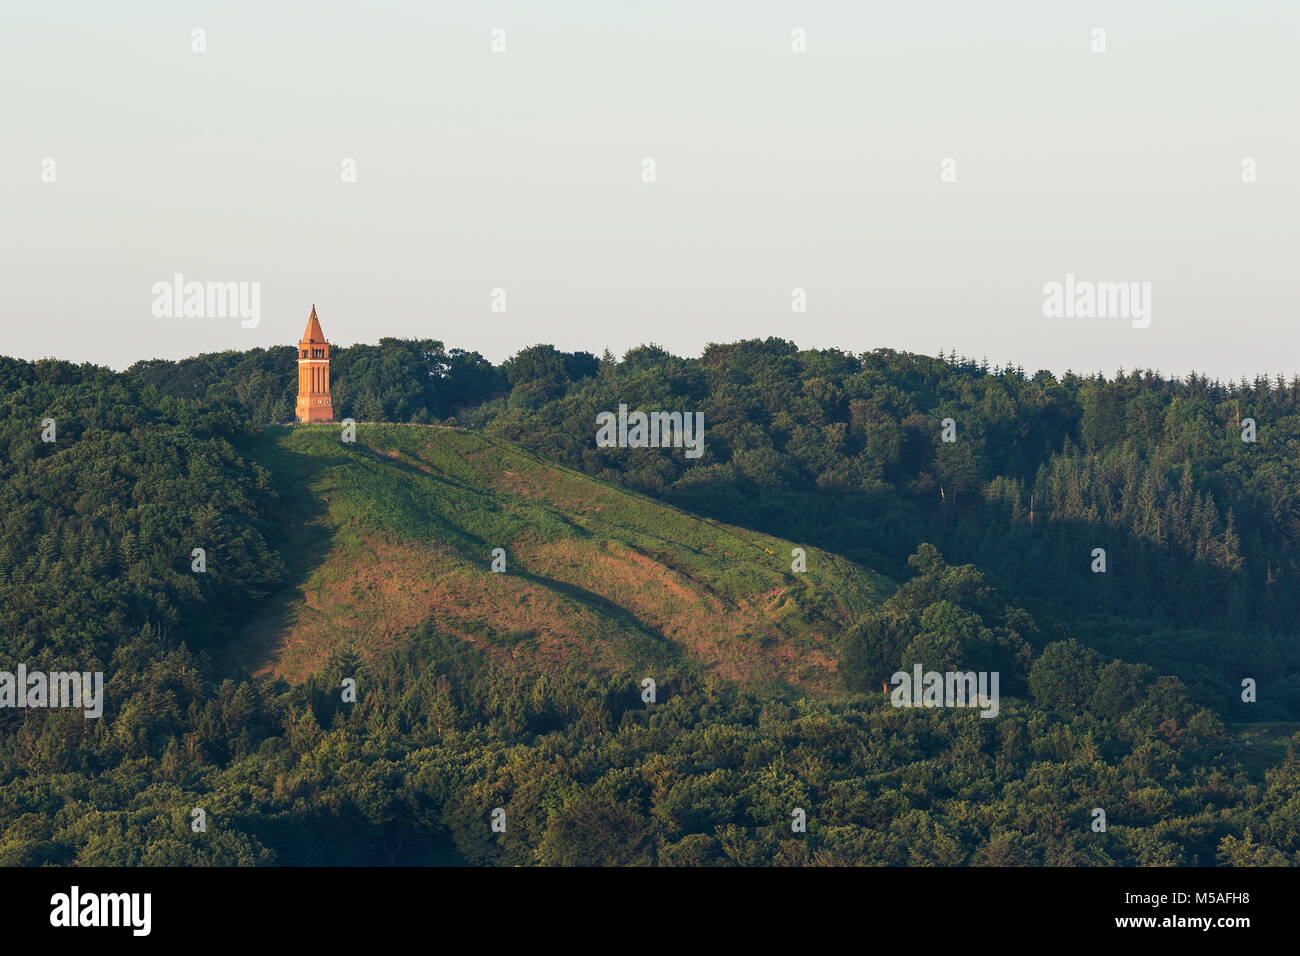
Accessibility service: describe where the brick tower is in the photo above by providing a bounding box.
[295,305,334,423]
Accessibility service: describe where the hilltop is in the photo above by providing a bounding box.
[230,423,894,690]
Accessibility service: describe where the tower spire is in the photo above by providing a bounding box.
[295,305,334,422]
[302,305,326,345]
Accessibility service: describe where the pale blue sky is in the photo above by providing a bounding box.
[2,2,1297,379]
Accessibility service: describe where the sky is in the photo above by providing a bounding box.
[2,1,1297,380]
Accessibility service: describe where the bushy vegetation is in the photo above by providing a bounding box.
[129,338,503,425]
[5,546,1296,866]
[471,341,1300,721]
[0,339,1295,866]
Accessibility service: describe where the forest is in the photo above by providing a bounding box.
[0,339,1296,865]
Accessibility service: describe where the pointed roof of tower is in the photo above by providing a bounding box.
[301,305,326,344]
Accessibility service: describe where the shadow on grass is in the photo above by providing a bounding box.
[219,426,343,678]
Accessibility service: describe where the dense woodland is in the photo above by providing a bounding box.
[0,341,1296,865]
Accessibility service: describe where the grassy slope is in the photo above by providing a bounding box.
[229,423,894,692]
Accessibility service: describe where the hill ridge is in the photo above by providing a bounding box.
[230,423,894,689]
